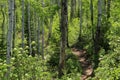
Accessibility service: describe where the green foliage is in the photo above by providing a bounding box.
[0,47,53,80]
[60,72,81,80]
[47,47,82,78]
[91,25,120,80]
[92,50,120,80]
[1,0,120,79]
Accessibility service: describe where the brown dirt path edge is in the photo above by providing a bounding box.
[71,48,93,80]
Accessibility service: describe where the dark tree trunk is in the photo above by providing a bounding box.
[6,0,14,78]
[107,0,111,19]
[90,0,93,26]
[94,0,102,68]
[21,0,25,49]
[58,0,68,78]
[37,17,40,55]
[42,19,45,59]
[27,3,32,55]
[78,0,82,41]
[12,0,16,49]
[70,0,76,20]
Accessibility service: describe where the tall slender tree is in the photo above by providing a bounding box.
[101,0,111,53]
[70,0,76,20]
[90,0,95,54]
[6,0,14,78]
[94,0,102,68]
[59,0,68,77]
[90,0,93,26]
[12,0,16,49]
[107,0,111,19]
[41,0,45,59]
[42,18,44,59]
[78,0,83,43]
[21,0,25,49]
[37,17,40,55]
[27,2,32,55]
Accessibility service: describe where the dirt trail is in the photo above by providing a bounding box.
[71,48,93,80]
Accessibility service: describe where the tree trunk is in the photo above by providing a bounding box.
[90,0,95,55]
[107,0,111,19]
[70,0,76,20]
[94,0,102,68]
[90,0,93,26]
[58,0,68,78]
[41,0,45,59]
[42,19,44,59]
[78,0,83,43]
[32,9,37,56]
[27,3,32,55]
[6,0,14,78]
[37,17,40,55]
[21,0,25,49]
[12,0,16,49]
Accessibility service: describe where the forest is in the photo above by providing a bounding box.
[0,0,120,80]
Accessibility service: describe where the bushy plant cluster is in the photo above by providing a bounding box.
[91,26,120,80]
[0,47,53,80]
[0,46,83,80]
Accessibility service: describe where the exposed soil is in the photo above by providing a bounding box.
[71,48,93,80]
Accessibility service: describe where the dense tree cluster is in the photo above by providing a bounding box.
[0,0,120,80]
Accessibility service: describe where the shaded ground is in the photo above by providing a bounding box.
[71,48,93,80]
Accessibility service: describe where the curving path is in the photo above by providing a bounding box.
[71,48,93,80]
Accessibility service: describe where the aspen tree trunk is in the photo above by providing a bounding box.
[107,0,111,19]
[103,0,107,15]
[59,0,68,78]
[94,0,102,68]
[27,3,32,55]
[70,0,76,20]
[42,19,44,59]
[102,0,111,53]
[78,0,82,42]
[90,0,93,26]
[37,17,40,55]
[90,0,95,54]
[41,0,44,59]
[6,0,14,79]
[33,10,37,42]
[58,0,61,35]
[21,0,25,49]
[32,9,37,56]
[12,0,16,49]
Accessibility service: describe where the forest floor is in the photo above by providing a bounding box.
[71,48,93,80]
